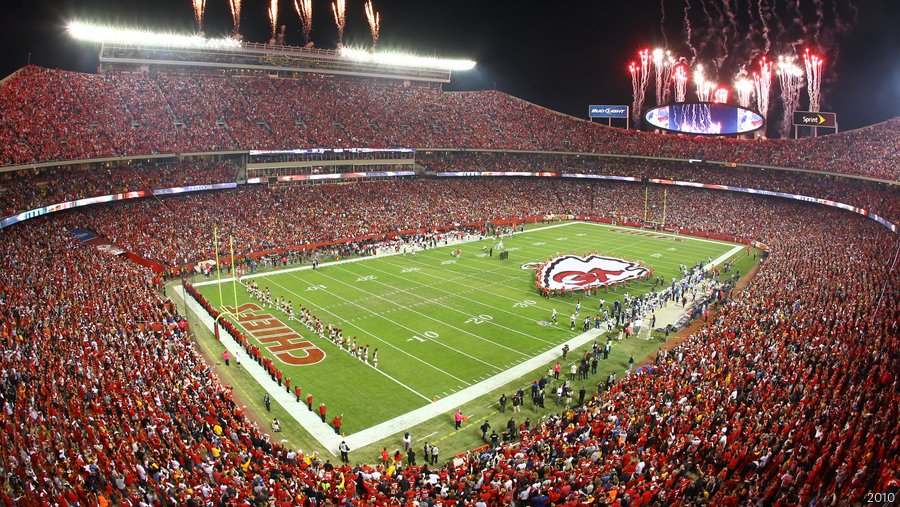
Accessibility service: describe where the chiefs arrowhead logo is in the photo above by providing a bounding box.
[538,254,650,291]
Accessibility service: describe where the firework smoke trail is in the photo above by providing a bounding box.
[803,48,823,112]
[332,0,346,47]
[700,0,727,73]
[674,65,688,102]
[720,0,737,68]
[756,0,771,54]
[766,0,786,41]
[789,0,808,41]
[777,55,804,136]
[365,0,380,49]
[660,0,668,47]
[268,0,279,39]
[293,0,312,44]
[697,0,713,55]
[753,57,773,118]
[734,73,754,108]
[683,0,697,62]
[812,0,825,44]
[228,0,242,35]
[191,0,207,32]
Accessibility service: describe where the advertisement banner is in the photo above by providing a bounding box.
[588,105,629,119]
[435,171,558,177]
[792,111,837,128]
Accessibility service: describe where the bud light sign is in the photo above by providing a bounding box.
[589,105,629,119]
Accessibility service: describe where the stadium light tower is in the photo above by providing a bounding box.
[66,21,476,75]
[67,21,241,49]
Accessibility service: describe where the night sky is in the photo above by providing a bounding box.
[0,0,897,133]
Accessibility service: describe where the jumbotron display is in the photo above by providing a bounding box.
[645,103,765,135]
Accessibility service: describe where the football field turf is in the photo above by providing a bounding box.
[193,221,750,453]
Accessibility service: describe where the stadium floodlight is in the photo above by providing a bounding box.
[67,21,241,49]
[339,47,475,72]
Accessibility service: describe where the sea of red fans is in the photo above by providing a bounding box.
[52,176,898,271]
[0,176,897,506]
[0,66,898,180]
[3,151,897,235]
[0,158,238,217]
[419,152,900,224]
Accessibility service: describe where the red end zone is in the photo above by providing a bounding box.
[224,303,326,366]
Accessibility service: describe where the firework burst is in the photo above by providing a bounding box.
[714,87,729,104]
[228,0,242,36]
[332,0,346,47]
[693,65,715,102]
[191,0,207,32]
[628,49,651,122]
[803,48,824,112]
[365,0,380,49]
[268,0,279,39]
[652,48,675,105]
[776,54,805,136]
[293,0,312,44]
[753,57,773,119]
[673,65,688,103]
[734,75,754,109]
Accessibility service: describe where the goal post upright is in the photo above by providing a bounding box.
[662,188,668,227]
[643,187,649,223]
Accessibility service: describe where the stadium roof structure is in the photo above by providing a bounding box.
[69,22,474,83]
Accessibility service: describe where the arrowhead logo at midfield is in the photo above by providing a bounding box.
[538,254,650,291]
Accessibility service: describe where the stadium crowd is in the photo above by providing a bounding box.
[59,179,566,267]
[49,176,897,270]
[420,152,900,223]
[0,66,898,180]
[0,159,238,216]
[0,176,897,505]
[3,151,897,230]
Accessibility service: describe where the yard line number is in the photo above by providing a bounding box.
[408,331,440,343]
[465,314,493,325]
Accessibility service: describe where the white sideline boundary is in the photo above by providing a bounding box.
[181,222,749,454]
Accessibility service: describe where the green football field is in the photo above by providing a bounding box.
[191,221,753,456]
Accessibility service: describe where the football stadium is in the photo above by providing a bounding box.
[0,0,898,505]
